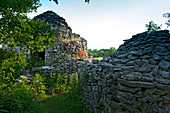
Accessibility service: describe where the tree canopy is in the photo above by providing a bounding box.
[0,0,57,52]
[163,13,170,27]
[49,0,90,4]
[88,47,117,58]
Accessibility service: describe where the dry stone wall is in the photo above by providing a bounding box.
[81,30,170,113]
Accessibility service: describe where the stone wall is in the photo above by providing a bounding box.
[81,30,170,113]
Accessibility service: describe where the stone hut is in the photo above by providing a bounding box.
[3,11,88,65]
[33,11,88,64]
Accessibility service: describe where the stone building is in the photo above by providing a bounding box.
[3,11,88,65]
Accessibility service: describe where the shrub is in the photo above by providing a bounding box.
[42,73,79,94]
[55,73,69,93]
[0,81,36,113]
[25,57,45,70]
[31,74,46,97]
[0,50,26,86]
[145,21,162,33]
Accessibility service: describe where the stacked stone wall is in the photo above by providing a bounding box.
[81,30,170,113]
[45,38,87,65]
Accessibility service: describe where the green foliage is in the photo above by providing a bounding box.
[25,19,57,53]
[0,0,90,112]
[33,83,91,113]
[88,47,116,58]
[0,0,41,13]
[54,73,79,93]
[0,81,36,113]
[31,74,46,97]
[50,0,90,4]
[63,84,92,113]
[41,72,79,94]
[0,0,57,53]
[0,50,26,85]
[25,57,45,70]
[145,21,162,33]
[0,49,35,112]
[42,73,58,90]
[55,74,69,93]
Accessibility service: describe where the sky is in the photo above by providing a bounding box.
[27,0,170,50]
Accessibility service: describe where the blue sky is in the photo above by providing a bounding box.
[28,0,170,49]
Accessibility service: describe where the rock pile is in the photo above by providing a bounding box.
[81,30,170,113]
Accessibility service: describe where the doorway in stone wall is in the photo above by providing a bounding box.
[38,50,45,61]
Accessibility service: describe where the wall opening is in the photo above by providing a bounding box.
[38,50,45,61]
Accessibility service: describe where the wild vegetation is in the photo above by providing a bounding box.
[0,0,91,112]
[145,21,162,33]
[88,47,117,58]
[0,50,91,112]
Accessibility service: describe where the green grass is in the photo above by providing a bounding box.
[93,57,103,61]
[33,88,92,113]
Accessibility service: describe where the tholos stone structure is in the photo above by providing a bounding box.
[81,30,170,113]
[3,11,89,64]
[33,11,88,64]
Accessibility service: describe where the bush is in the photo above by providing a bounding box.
[0,50,26,86]
[25,57,45,70]
[145,21,162,33]
[31,74,47,97]
[88,47,116,58]
[41,73,79,94]
[0,81,36,113]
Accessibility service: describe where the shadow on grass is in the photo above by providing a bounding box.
[33,93,92,113]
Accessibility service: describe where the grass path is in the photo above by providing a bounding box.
[33,93,92,113]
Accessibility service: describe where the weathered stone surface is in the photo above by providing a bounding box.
[143,47,152,53]
[138,63,152,72]
[117,53,128,58]
[127,55,138,60]
[153,54,162,60]
[159,60,170,70]
[81,30,170,113]
[155,78,170,85]
[154,82,170,90]
[117,78,154,88]
[103,54,111,62]
[130,50,143,56]
[114,84,141,93]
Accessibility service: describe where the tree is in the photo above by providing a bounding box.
[49,0,90,4]
[0,0,57,53]
[163,13,170,27]
[106,47,116,55]
[145,21,162,33]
